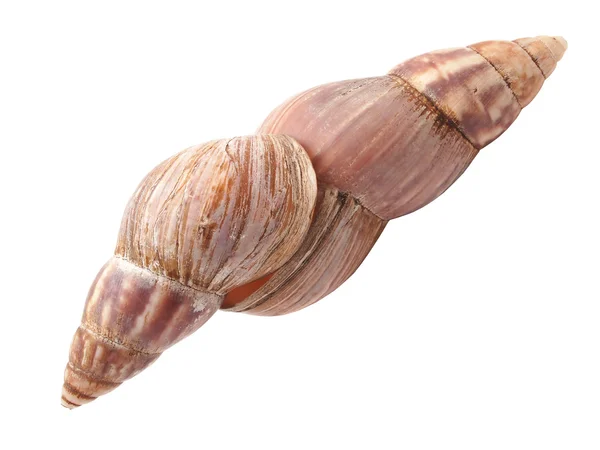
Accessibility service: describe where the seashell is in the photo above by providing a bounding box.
[224,36,567,316]
[62,135,317,408]
[62,35,568,409]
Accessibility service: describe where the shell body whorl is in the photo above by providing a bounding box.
[63,135,318,408]
[224,35,567,316]
[116,135,318,294]
[224,185,387,315]
[259,75,479,220]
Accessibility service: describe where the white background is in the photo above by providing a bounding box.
[1,1,598,449]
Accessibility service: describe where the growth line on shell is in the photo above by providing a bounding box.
[387,73,478,151]
[78,322,161,356]
[67,362,122,386]
[468,45,524,109]
[62,382,97,401]
[515,41,548,79]
[113,255,219,296]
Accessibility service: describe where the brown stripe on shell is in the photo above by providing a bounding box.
[62,382,97,401]
[61,362,122,409]
[389,47,521,149]
[469,40,544,107]
[62,378,99,408]
[61,397,81,409]
[223,185,386,315]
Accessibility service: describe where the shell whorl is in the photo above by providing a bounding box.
[513,36,567,79]
[390,35,567,149]
[62,257,222,408]
[63,135,318,408]
[116,135,317,293]
[225,35,567,316]
[223,185,386,315]
[260,35,566,221]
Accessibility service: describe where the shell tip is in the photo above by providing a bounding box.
[61,397,79,409]
[552,36,568,58]
[61,382,94,409]
[61,395,81,409]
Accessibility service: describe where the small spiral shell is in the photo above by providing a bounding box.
[63,135,317,408]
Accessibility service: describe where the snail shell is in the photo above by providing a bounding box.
[62,135,317,408]
[63,35,568,408]
[223,36,567,315]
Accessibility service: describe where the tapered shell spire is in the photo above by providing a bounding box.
[389,35,567,149]
[223,35,567,316]
[469,36,566,107]
[62,135,317,408]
